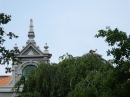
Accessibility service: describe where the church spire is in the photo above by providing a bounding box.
[26,19,36,45]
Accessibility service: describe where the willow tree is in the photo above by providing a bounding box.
[13,53,112,97]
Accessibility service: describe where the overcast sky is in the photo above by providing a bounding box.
[0,0,130,75]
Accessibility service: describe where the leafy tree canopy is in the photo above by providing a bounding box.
[13,27,130,97]
[95,27,130,97]
[13,53,112,97]
[95,26,130,65]
[0,13,19,73]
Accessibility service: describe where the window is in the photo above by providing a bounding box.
[22,65,36,80]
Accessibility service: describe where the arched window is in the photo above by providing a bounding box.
[22,65,36,80]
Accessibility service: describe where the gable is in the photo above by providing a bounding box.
[19,42,44,56]
[22,46,40,55]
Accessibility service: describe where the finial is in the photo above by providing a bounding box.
[43,43,49,53]
[44,43,49,50]
[14,44,18,49]
[26,19,37,45]
[28,19,35,38]
[29,19,34,32]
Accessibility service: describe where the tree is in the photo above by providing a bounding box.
[0,13,19,73]
[95,27,130,97]
[13,27,130,97]
[13,53,112,97]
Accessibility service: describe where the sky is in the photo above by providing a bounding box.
[0,0,130,75]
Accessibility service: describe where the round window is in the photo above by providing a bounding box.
[22,65,36,80]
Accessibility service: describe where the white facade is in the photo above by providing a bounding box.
[0,19,52,97]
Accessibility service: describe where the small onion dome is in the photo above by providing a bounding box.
[14,44,18,49]
[44,43,49,50]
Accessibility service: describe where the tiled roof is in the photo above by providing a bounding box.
[0,76,12,86]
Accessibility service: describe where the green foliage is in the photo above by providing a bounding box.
[0,13,20,73]
[13,53,113,97]
[95,27,130,97]
[95,26,130,64]
[13,27,130,97]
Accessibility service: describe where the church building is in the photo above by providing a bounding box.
[0,19,52,97]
